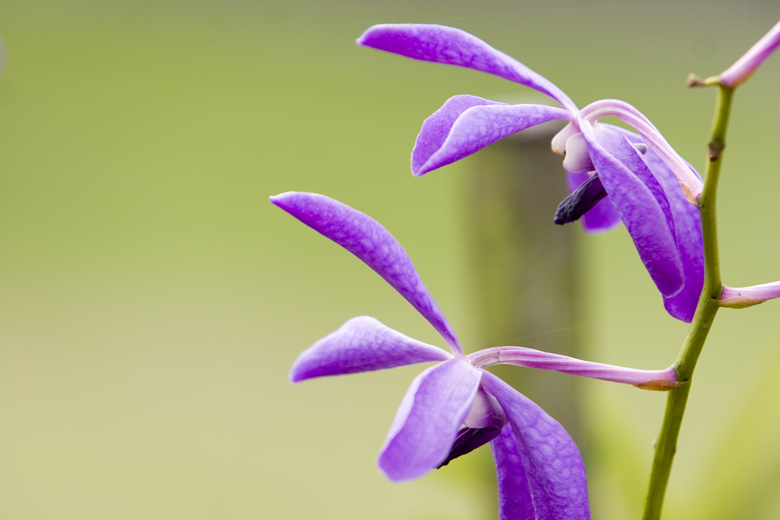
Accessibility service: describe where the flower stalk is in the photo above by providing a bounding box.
[641,84,734,520]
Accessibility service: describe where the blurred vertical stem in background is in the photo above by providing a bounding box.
[465,119,585,442]
[642,85,734,520]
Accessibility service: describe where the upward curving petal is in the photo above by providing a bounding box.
[290,316,452,383]
[378,358,481,482]
[608,126,703,322]
[271,192,462,354]
[481,371,590,519]
[357,24,577,112]
[491,425,535,520]
[579,122,685,298]
[413,100,571,176]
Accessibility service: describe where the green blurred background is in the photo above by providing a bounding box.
[1,1,780,518]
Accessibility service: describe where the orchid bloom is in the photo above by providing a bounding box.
[272,191,679,520]
[357,24,704,323]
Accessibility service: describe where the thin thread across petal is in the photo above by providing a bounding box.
[481,371,590,519]
[357,24,577,112]
[290,316,453,383]
[378,358,481,482]
[271,192,463,354]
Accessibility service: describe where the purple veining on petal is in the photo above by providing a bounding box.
[290,316,452,383]
[412,95,504,175]
[491,425,535,520]
[481,371,591,519]
[610,125,703,322]
[414,102,571,176]
[378,358,481,482]
[720,282,780,308]
[579,121,685,298]
[469,346,679,390]
[565,172,621,233]
[357,24,578,112]
[271,192,463,354]
[720,20,780,87]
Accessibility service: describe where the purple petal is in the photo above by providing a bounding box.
[271,192,463,354]
[566,172,621,233]
[413,99,571,176]
[378,358,481,482]
[580,122,685,298]
[491,425,535,520]
[412,95,504,175]
[357,24,577,112]
[290,316,453,383]
[608,125,703,322]
[481,371,591,520]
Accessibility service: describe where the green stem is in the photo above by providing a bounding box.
[641,85,734,520]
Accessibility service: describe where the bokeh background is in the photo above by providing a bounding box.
[1,1,780,518]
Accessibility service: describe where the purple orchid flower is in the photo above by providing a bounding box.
[272,191,679,520]
[357,24,705,323]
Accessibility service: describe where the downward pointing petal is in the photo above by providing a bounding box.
[414,101,571,176]
[357,24,577,112]
[481,371,590,520]
[271,192,462,354]
[290,316,452,383]
[491,425,535,520]
[580,123,685,298]
[378,358,481,482]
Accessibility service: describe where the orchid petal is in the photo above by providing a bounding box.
[609,125,704,322]
[378,358,481,482]
[290,316,452,383]
[271,192,463,354]
[491,425,535,520]
[414,102,571,176]
[579,123,685,298]
[412,94,504,175]
[357,24,577,112]
[565,172,621,233]
[481,371,590,519]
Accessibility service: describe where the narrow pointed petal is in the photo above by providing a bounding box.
[357,24,577,112]
[378,358,481,482]
[565,172,621,233]
[469,346,679,391]
[719,20,780,87]
[414,102,570,176]
[290,316,452,383]
[271,192,462,354]
[720,282,780,308]
[609,125,703,322]
[481,371,591,519]
[579,122,685,298]
[412,94,504,175]
[491,425,535,520]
